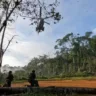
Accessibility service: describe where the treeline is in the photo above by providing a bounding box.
[14,32,96,80]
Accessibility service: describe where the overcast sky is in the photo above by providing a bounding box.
[2,0,96,67]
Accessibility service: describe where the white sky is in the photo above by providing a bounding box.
[2,0,96,67]
[2,26,55,66]
[1,0,62,67]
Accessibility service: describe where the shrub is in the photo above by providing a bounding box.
[37,76,48,80]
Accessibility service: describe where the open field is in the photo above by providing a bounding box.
[11,80,96,88]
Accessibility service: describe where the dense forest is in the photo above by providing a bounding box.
[11,32,96,80]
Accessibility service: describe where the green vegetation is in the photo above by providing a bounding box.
[5,32,96,81]
[0,32,96,82]
[21,92,94,96]
[14,32,96,80]
[2,32,96,82]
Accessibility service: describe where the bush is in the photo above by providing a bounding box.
[75,71,88,77]
[0,73,7,84]
[60,71,95,78]
[37,76,48,80]
[60,72,75,78]
[19,77,27,80]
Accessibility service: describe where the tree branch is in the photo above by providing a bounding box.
[0,0,3,3]
[0,1,11,53]
[0,25,7,52]
[3,35,17,54]
[0,0,22,33]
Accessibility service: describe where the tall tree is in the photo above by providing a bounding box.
[0,0,62,69]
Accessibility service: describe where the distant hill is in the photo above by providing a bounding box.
[1,64,23,73]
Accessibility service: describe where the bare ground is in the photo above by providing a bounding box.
[11,80,96,88]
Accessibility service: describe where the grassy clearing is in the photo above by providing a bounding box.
[59,76,96,80]
[11,76,96,84]
[38,76,96,81]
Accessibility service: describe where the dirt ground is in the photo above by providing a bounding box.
[11,80,96,88]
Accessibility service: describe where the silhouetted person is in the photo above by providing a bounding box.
[28,70,39,87]
[4,71,14,87]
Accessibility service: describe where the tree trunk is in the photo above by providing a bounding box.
[0,53,3,73]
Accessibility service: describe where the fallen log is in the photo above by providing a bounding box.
[0,86,96,95]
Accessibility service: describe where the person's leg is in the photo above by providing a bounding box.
[34,80,39,87]
[30,81,34,87]
[7,81,11,87]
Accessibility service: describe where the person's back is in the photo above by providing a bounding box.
[30,71,36,80]
[28,70,36,83]
[6,71,14,87]
[28,70,39,87]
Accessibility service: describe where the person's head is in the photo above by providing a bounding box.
[32,70,35,73]
[9,71,12,74]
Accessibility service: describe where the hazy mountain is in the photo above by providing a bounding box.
[1,64,23,73]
